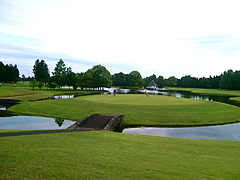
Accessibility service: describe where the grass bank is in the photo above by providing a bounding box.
[0,82,103,101]
[0,131,239,178]
[8,94,240,127]
[168,87,240,97]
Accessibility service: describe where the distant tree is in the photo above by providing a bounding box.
[65,67,78,90]
[112,72,126,86]
[0,61,6,82]
[199,77,210,88]
[128,71,143,86]
[209,75,221,89]
[33,59,50,84]
[234,70,240,90]
[52,59,66,89]
[219,69,234,90]
[156,75,164,88]
[90,65,112,90]
[80,71,94,89]
[220,69,240,90]
[143,74,157,87]
[38,82,44,89]
[181,75,193,87]
[47,82,57,89]
[5,64,19,83]
[29,78,38,90]
[164,76,177,87]
[22,74,26,83]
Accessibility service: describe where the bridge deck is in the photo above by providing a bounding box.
[80,114,114,130]
[69,114,123,131]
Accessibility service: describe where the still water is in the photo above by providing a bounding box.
[123,123,240,141]
[0,116,75,130]
[108,88,240,107]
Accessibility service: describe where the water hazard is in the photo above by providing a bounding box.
[0,116,75,130]
[108,88,240,107]
[123,123,240,141]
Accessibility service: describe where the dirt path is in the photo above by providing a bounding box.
[3,93,36,97]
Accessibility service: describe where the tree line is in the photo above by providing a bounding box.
[0,61,19,83]
[1,59,240,90]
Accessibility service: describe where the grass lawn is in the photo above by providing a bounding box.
[0,82,103,101]
[8,94,240,127]
[1,131,240,178]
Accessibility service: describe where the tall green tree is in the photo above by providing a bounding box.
[65,67,78,89]
[156,75,164,88]
[90,65,112,90]
[164,76,177,87]
[219,69,234,90]
[29,78,38,90]
[112,72,126,86]
[52,59,66,89]
[128,71,143,86]
[80,71,94,89]
[21,74,26,83]
[32,59,50,84]
[5,64,19,83]
[181,75,193,87]
[220,69,240,90]
[0,61,6,82]
[199,77,210,88]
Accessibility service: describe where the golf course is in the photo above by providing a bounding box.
[1,83,240,178]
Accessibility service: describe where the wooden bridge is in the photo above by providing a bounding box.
[69,113,123,132]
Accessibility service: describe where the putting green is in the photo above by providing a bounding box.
[81,94,203,106]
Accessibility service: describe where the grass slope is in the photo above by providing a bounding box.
[0,131,239,178]
[168,87,240,97]
[8,94,240,127]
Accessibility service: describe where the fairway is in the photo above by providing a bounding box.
[1,131,240,178]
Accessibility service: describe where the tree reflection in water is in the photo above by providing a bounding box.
[55,118,65,127]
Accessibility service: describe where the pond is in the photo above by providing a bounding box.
[0,105,6,111]
[123,123,240,141]
[0,116,75,130]
[52,95,74,99]
[107,88,240,107]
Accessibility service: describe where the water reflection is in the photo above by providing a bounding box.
[52,95,74,99]
[108,88,240,107]
[55,118,64,127]
[0,105,6,111]
[0,116,75,130]
[123,123,240,141]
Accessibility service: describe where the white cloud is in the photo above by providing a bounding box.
[0,0,240,78]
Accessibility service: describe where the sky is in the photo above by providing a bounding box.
[0,0,240,79]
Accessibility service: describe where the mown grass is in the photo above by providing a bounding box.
[1,131,240,178]
[8,94,240,127]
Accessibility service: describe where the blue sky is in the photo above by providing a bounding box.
[0,0,240,78]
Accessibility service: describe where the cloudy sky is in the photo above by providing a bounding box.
[0,0,240,78]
